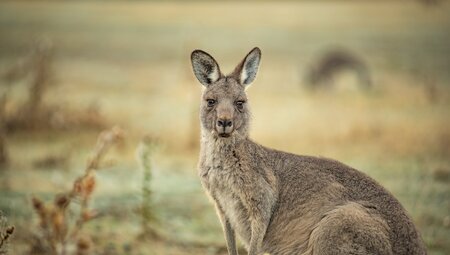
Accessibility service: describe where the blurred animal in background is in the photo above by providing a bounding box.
[305,48,372,91]
[191,48,427,255]
[418,0,441,7]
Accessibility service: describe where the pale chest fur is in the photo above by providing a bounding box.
[199,137,255,245]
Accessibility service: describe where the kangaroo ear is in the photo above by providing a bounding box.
[231,47,261,87]
[191,50,222,87]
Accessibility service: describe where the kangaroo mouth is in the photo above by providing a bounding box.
[218,133,231,138]
[216,126,234,138]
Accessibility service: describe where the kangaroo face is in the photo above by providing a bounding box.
[201,77,249,138]
[191,48,261,139]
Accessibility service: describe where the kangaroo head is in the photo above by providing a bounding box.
[191,47,261,139]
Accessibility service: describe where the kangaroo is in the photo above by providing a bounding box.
[305,49,371,90]
[191,47,426,255]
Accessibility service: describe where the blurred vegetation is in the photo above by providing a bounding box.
[136,136,159,240]
[0,211,15,255]
[0,1,449,255]
[29,127,123,255]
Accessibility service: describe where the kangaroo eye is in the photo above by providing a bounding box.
[206,99,216,107]
[235,100,245,109]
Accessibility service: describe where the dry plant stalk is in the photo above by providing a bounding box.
[0,95,8,168]
[1,38,54,130]
[0,211,15,255]
[136,136,159,239]
[23,38,54,125]
[30,126,124,255]
[2,38,108,132]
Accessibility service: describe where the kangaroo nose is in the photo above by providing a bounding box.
[217,119,233,128]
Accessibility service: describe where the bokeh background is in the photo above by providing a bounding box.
[0,1,449,254]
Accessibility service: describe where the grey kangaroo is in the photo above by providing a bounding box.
[190,47,426,255]
[306,49,371,90]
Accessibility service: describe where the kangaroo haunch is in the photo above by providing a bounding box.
[190,47,427,255]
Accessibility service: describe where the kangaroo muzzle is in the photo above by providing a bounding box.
[216,118,233,137]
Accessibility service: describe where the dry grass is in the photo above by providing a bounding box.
[0,211,15,255]
[1,39,108,133]
[29,127,124,255]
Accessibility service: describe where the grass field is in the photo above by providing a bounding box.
[0,1,449,254]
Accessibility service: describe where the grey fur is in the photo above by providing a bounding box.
[190,48,427,255]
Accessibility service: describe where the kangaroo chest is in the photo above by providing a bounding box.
[199,145,253,245]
